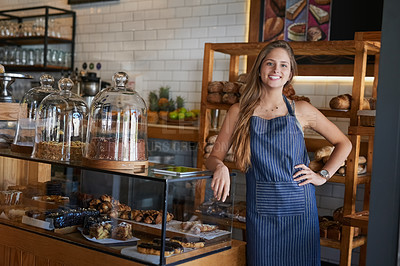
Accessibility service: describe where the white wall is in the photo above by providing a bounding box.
[1,0,249,110]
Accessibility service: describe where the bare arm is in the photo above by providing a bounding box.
[293,101,352,186]
[205,104,240,201]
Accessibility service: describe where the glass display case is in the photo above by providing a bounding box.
[0,149,235,266]
[11,74,59,154]
[32,77,88,162]
[83,72,148,172]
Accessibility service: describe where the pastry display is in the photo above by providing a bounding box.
[111,222,133,240]
[152,239,184,254]
[309,4,330,24]
[88,194,131,217]
[137,243,174,256]
[286,0,306,21]
[180,221,218,235]
[170,236,205,248]
[89,221,113,239]
[120,209,174,224]
[45,208,99,229]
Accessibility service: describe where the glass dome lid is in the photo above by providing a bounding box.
[83,72,148,171]
[11,74,60,154]
[32,78,88,162]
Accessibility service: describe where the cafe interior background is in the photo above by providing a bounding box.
[0,0,384,264]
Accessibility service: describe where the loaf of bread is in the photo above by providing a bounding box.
[207,81,224,93]
[222,93,239,104]
[368,97,377,110]
[223,82,241,93]
[309,160,324,172]
[207,135,218,144]
[207,92,222,103]
[314,146,334,161]
[264,17,284,41]
[329,94,351,110]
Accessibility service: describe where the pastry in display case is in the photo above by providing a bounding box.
[0,149,237,265]
[11,74,60,154]
[32,77,88,162]
[83,72,148,172]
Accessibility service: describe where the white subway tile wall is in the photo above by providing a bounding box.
[3,0,373,264]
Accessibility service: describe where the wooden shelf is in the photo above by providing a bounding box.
[343,211,369,229]
[348,126,375,136]
[208,41,380,57]
[329,174,371,185]
[319,108,350,118]
[320,235,367,249]
[3,64,71,72]
[148,124,199,142]
[205,103,232,110]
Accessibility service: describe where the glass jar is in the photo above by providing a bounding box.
[32,78,88,162]
[11,74,60,154]
[83,72,148,172]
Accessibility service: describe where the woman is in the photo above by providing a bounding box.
[205,40,352,265]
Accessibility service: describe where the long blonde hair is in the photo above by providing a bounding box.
[232,40,297,172]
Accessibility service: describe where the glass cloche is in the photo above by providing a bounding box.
[83,72,148,172]
[32,78,88,162]
[11,74,60,154]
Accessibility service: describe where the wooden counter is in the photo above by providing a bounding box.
[0,222,246,266]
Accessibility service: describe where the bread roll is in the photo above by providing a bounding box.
[368,97,377,110]
[207,81,224,93]
[207,92,222,103]
[222,93,239,104]
[358,156,367,164]
[223,82,241,93]
[207,135,218,144]
[362,98,370,110]
[309,160,324,172]
[329,94,351,110]
[314,146,334,161]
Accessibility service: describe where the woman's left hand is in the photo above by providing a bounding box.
[293,164,327,186]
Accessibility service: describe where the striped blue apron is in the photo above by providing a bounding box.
[246,96,320,266]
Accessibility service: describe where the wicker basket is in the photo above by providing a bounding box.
[358,110,376,127]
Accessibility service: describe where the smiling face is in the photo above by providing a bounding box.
[259,48,292,90]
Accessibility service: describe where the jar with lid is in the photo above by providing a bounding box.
[32,78,88,162]
[11,74,60,154]
[83,72,148,172]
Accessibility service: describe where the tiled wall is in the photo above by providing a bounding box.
[2,0,370,264]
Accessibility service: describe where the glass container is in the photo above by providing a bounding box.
[32,78,88,162]
[11,74,60,154]
[83,72,148,172]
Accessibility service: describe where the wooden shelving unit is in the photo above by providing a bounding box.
[196,38,380,266]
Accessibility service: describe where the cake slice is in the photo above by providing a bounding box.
[286,0,306,21]
[309,4,330,24]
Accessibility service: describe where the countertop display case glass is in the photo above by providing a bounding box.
[0,149,235,266]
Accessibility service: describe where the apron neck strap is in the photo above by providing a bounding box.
[283,95,294,116]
